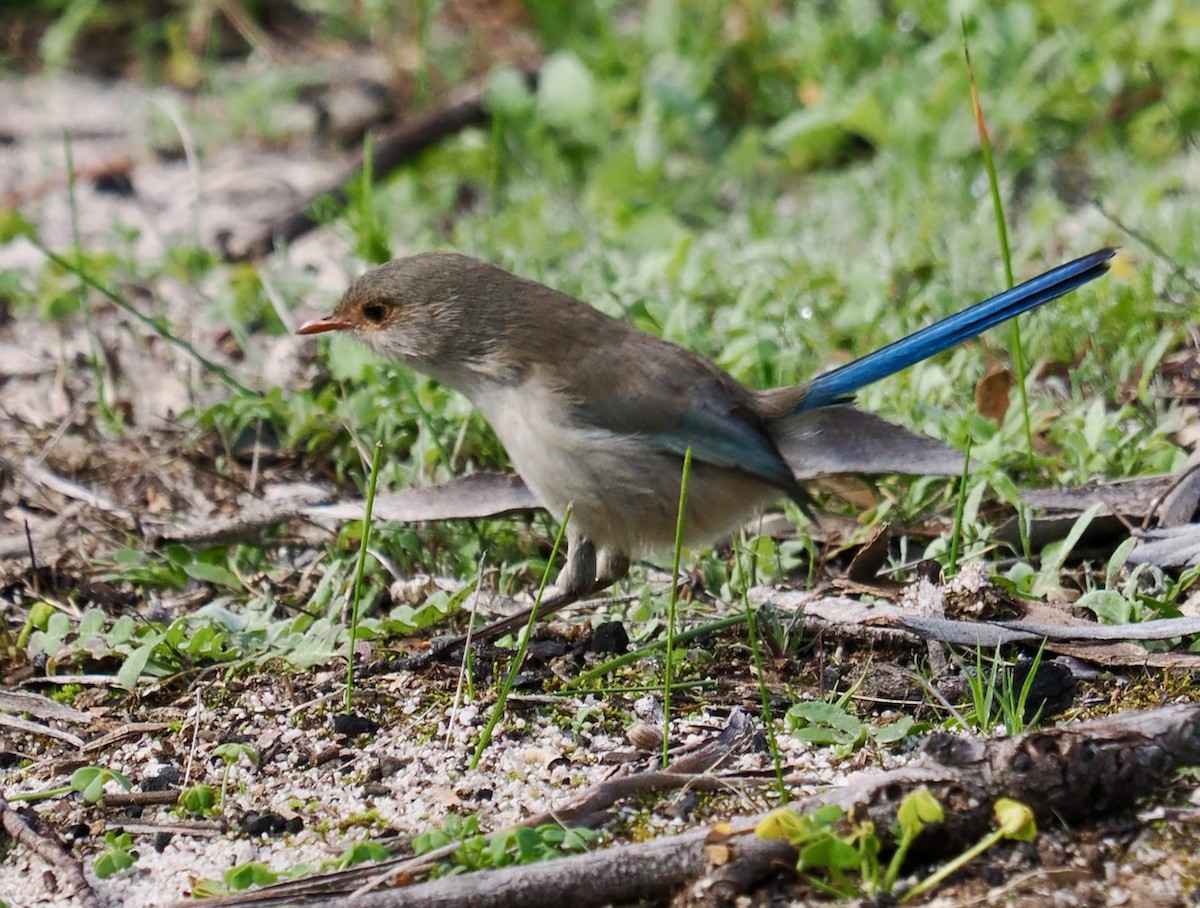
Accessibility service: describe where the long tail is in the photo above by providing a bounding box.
[799,247,1116,411]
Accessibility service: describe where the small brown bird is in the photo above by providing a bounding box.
[299,248,1113,625]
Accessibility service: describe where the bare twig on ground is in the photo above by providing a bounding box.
[0,797,101,908]
[226,69,538,261]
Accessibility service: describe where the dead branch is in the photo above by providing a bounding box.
[226,69,537,261]
[0,797,101,908]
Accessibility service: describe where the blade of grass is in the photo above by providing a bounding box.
[470,505,571,771]
[663,446,693,767]
[1002,640,1047,735]
[963,23,1033,560]
[446,555,487,749]
[737,539,787,802]
[345,440,384,713]
[27,235,253,395]
[947,438,972,575]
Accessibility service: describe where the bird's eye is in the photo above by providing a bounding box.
[361,303,387,325]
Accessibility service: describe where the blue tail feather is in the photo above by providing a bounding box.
[799,247,1116,411]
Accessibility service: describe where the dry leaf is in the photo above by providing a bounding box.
[975,365,1013,422]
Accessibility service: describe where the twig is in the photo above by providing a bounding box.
[0,797,101,908]
[226,69,538,261]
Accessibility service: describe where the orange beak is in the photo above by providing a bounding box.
[297,315,353,335]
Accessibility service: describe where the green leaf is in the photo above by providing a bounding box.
[1042,502,1103,575]
[182,561,241,589]
[28,601,57,631]
[799,836,861,872]
[994,798,1037,841]
[0,207,37,244]
[756,804,843,845]
[106,615,137,645]
[538,52,598,129]
[93,847,135,879]
[336,841,389,869]
[70,767,102,799]
[179,784,218,816]
[755,808,803,842]
[223,862,279,891]
[1077,589,1135,625]
[39,0,101,69]
[71,767,132,804]
[897,788,943,837]
[871,715,917,744]
[326,333,385,382]
[1106,537,1137,588]
[787,701,866,747]
[485,65,535,117]
[213,742,259,766]
[118,636,163,690]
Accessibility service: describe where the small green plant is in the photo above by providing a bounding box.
[212,743,259,808]
[190,839,391,896]
[902,798,1037,902]
[93,831,136,879]
[786,691,919,754]
[16,600,57,650]
[9,766,133,804]
[662,446,693,766]
[884,788,944,893]
[412,814,598,876]
[22,585,245,690]
[755,800,887,898]
[471,507,571,771]
[758,789,1033,900]
[333,840,390,870]
[345,440,384,712]
[958,643,1046,737]
[190,862,281,897]
[178,784,219,817]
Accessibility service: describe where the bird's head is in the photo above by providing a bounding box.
[297,252,513,386]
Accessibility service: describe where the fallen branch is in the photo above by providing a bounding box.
[751,580,1200,671]
[226,69,537,261]
[0,797,101,908]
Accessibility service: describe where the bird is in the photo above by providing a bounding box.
[298,247,1114,637]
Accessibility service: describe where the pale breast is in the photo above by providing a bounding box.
[472,382,784,556]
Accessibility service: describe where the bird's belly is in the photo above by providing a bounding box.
[477,387,781,555]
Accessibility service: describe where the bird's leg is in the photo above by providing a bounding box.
[548,529,598,602]
[594,549,630,592]
[420,530,622,658]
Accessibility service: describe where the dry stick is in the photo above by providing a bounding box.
[226,67,539,262]
[1142,458,1200,529]
[100,790,183,807]
[343,774,759,904]
[0,797,101,908]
